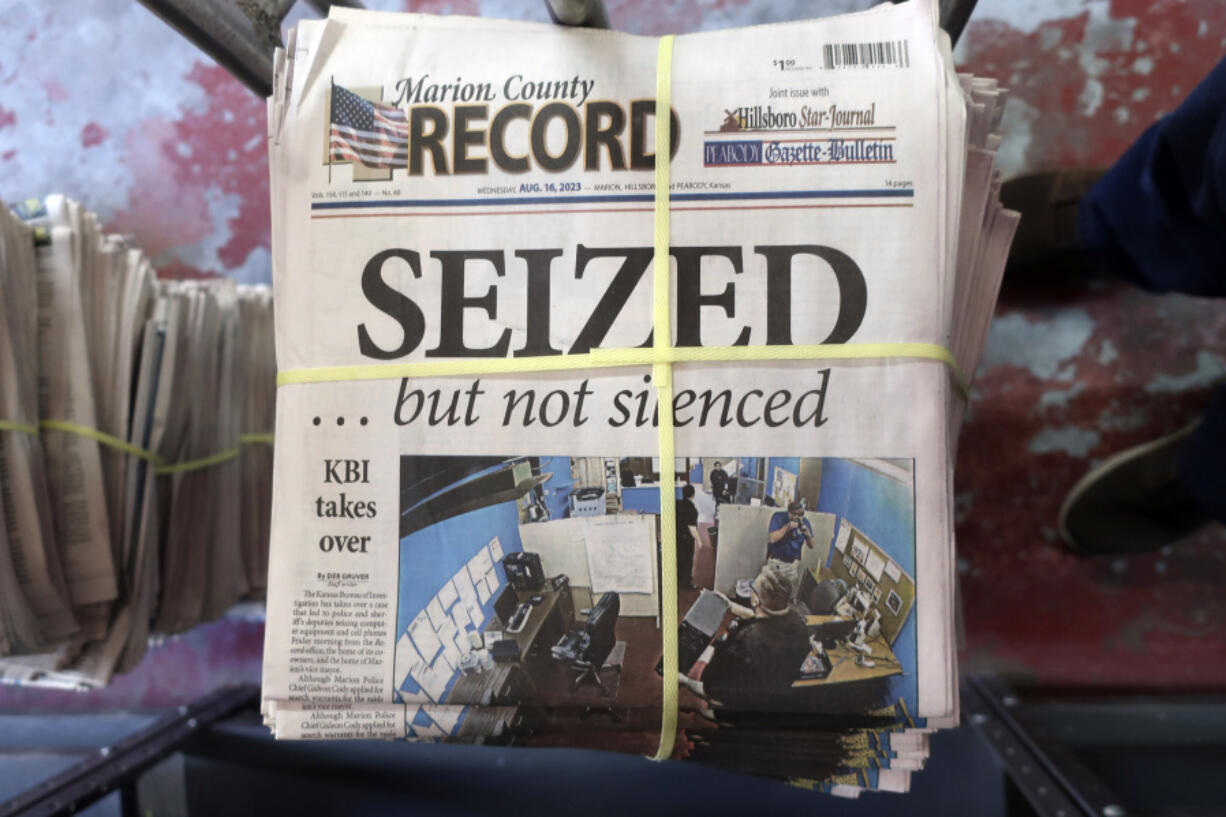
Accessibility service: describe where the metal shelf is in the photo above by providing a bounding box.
[135,0,977,98]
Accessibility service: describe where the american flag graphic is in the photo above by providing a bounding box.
[329,84,409,169]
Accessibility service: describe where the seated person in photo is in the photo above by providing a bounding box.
[619,462,637,488]
[765,501,814,591]
[678,564,810,709]
[675,484,700,590]
[709,461,729,505]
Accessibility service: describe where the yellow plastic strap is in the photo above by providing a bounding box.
[154,447,241,475]
[39,419,242,474]
[240,432,275,445]
[0,419,40,436]
[277,342,969,400]
[651,32,678,763]
[39,419,161,463]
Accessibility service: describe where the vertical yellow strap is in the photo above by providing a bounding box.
[650,32,678,763]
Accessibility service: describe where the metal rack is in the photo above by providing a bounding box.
[6,675,1224,817]
[135,0,979,98]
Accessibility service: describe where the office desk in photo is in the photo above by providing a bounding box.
[449,662,537,707]
[792,615,901,688]
[456,705,521,742]
[484,586,574,666]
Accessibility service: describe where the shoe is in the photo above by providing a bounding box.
[1059,421,1211,555]
[1001,168,1106,285]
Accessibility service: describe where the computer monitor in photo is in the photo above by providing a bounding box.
[503,551,545,591]
[494,585,519,626]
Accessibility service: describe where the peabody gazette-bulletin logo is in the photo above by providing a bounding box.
[704,104,896,168]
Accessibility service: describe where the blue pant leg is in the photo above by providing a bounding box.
[1079,58,1226,525]
[1078,56,1226,296]
[1178,385,1226,526]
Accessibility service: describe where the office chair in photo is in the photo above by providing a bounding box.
[798,574,848,616]
[551,592,621,695]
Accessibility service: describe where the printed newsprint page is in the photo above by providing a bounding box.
[265,0,958,756]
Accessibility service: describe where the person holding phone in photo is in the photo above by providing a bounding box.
[765,501,814,591]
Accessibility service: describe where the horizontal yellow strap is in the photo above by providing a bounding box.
[40,419,161,463]
[240,432,275,445]
[0,419,40,436]
[277,342,969,399]
[40,419,244,475]
[154,447,240,475]
[591,342,968,397]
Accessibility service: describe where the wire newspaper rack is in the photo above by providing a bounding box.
[135,0,979,98]
[9,676,1223,817]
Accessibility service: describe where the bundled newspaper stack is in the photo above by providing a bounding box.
[0,197,275,689]
[263,0,1017,794]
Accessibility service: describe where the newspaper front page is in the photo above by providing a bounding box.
[265,0,974,782]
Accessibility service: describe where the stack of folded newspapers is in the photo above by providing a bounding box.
[0,197,275,689]
[262,0,1017,794]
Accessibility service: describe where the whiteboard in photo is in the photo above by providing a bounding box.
[585,517,653,594]
[516,518,592,585]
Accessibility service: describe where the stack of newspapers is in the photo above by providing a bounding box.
[0,197,275,689]
[263,0,1017,794]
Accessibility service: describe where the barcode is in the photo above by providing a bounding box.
[822,40,910,69]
